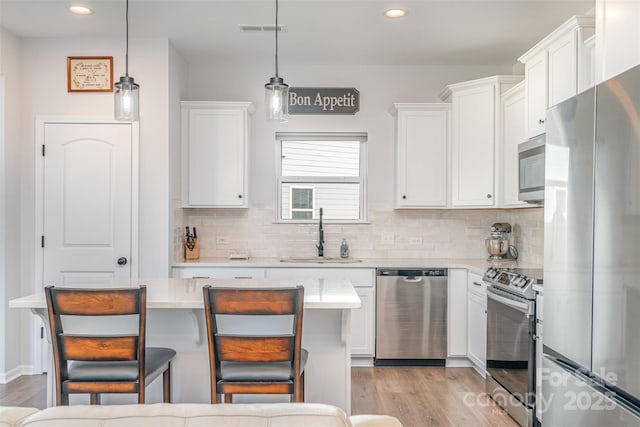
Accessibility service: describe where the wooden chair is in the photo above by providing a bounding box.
[44,285,176,405]
[202,285,307,403]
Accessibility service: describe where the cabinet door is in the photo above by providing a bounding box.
[525,50,548,138]
[467,290,487,373]
[501,84,528,207]
[351,287,374,356]
[182,102,252,208]
[451,85,495,206]
[548,30,578,107]
[395,106,449,208]
[448,269,468,357]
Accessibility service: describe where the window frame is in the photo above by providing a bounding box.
[275,132,368,223]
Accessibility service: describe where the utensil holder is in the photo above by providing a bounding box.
[185,237,199,260]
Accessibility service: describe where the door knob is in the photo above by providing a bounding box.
[117,257,128,266]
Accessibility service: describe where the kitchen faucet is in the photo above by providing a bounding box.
[316,208,325,257]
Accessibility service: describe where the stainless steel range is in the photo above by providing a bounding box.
[482,267,543,427]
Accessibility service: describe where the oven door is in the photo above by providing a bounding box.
[486,286,535,407]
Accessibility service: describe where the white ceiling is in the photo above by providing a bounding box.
[0,0,594,66]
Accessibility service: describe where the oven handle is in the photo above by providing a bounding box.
[486,287,529,313]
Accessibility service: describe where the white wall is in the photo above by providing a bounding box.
[0,26,29,382]
[20,36,172,285]
[186,63,514,212]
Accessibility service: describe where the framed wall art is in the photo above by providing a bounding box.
[67,56,113,92]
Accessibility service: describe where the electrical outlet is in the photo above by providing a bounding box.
[381,232,395,245]
[408,236,423,245]
[216,236,230,244]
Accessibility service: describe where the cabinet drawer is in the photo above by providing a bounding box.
[172,267,266,279]
[266,268,375,287]
[467,272,487,296]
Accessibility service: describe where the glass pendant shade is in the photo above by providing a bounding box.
[114,75,139,121]
[265,76,289,122]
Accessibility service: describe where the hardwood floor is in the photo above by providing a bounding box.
[1,368,519,427]
[0,374,47,409]
[352,367,518,427]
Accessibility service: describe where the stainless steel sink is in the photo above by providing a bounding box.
[280,257,362,264]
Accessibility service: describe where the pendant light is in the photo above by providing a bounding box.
[264,0,288,122]
[114,0,139,121]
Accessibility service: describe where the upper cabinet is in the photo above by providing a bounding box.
[518,15,595,138]
[441,75,523,208]
[181,101,254,208]
[391,103,450,208]
[500,82,528,208]
[595,1,640,83]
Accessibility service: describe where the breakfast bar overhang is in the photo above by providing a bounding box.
[9,278,361,414]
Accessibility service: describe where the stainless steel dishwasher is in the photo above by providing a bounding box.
[375,268,448,366]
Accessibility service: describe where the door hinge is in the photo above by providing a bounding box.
[41,236,45,248]
[42,144,45,156]
[40,327,44,339]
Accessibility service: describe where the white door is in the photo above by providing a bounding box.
[42,122,134,286]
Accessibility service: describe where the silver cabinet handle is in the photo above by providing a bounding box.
[234,276,253,279]
[473,281,483,287]
[192,276,210,279]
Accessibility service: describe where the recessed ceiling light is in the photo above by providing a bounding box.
[68,5,93,15]
[385,9,407,18]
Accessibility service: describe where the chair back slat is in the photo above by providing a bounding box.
[61,335,139,361]
[215,336,293,363]
[208,288,298,315]
[49,289,140,316]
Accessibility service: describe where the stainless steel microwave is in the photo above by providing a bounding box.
[518,134,545,204]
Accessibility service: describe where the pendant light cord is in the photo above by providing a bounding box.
[125,0,129,77]
[274,0,279,78]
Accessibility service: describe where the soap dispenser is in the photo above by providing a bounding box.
[340,238,349,258]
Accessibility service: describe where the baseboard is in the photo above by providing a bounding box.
[0,365,34,384]
[445,357,474,368]
[351,357,374,367]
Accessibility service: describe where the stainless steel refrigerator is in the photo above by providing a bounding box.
[543,64,640,426]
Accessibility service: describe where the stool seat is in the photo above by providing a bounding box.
[68,347,177,381]
[220,348,308,382]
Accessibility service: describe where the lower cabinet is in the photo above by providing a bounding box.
[467,272,487,375]
[448,269,468,357]
[265,268,376,358]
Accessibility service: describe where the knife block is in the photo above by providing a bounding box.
[184,237,199,260]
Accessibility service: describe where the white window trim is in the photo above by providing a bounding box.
[275,132,368,223]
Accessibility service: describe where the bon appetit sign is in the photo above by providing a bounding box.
[289,87,360,115]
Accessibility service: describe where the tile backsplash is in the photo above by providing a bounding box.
[174,203,544,265]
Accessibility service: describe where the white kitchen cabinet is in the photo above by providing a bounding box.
[524,50,548,139]
[390,103,450,208]
[441,75,522,207]
[467,271,487,375]
[172,266,266,279]
[595,0,640,84]
[448,268,468,357]
[500,82,528,208]
[266,267,376,358]
[519,15,595,138]
[181,101,254,208]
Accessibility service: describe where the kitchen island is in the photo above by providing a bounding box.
[9,278,360,413]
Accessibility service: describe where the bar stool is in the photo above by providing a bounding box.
[202,285,307,403]
[45,285,176,405]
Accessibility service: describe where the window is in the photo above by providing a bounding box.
[277,132,367,221]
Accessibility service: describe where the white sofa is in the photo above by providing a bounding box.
[1,403,403,427]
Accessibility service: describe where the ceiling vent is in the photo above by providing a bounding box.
[239,24,286,32]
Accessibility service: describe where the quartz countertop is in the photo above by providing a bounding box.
[9,278,361,310]
[172,257,542,276]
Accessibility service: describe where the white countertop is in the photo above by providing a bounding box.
[9,278,361,310]
[172,257,542,275]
